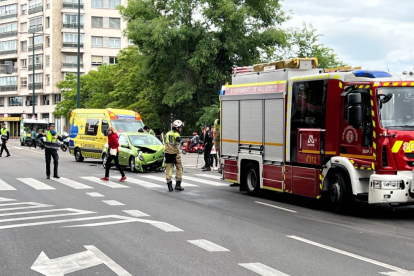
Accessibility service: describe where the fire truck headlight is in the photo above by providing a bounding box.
[372,180,404,190]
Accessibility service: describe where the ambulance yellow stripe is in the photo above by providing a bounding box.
[392,141,403,153]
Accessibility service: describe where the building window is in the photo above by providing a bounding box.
[0,4,17,16]
[0,22,17,34]
[91,56,103,66]
[109,38,121,48]
[46,75,50,86]
[28,73,43,84]
[9,97,22,107]
[0,40,17,51]
[21,77,27,87]
[46,17,50,28]
[65,55,77,63]
[109,57,118,64]
[0,97,4,107]
[91,17,103,28]
[28,54,42,65]
[21,59,27,69]
[46,55,50,67]
[29,0,42,9]
[42,113,49,123]
[21,4,27,15]
[92,0,103,8]
[91,36,103,47]
[109,0,121,9]
[42,95,49,105]
[46,0,50,9]
[21,41,27,51]
[29,16,43,29]
[0,76,17,86]
[29,35,43,46]
[128,39,134,46]
[54,94,61,104]
[63,33,83,43]
[109,18,120,29]
[26,96,37,106]
[46,36,50,47]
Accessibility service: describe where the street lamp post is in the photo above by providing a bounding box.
[32,33,35,117]
[76,0,81,108]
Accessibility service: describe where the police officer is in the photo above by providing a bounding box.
[40,123,61,179]
[143,125,155,136]
[165,120,184,192]
[0,122,10,157]
[214,109,222,174]
[202,125,213,171]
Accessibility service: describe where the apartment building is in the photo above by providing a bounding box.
[0,0,129,136]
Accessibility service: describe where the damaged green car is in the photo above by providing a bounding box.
[102,132,165,173]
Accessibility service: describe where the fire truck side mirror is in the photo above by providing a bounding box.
[347,93,362,128]
[347,93,361,105]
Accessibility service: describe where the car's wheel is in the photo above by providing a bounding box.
[327,171,353,213]
[182,149,187,154]
[130,157,136,173]
[75,148,84,162]
[245,162,260,196]
[102,153,107,168]
[198,149,204,154]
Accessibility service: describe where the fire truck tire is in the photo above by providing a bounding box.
[245,162,260,195]
[328,171,353,213]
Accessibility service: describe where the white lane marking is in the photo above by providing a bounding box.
[102,200,124,206]
[110,176,162,188]
[150,222,183,232]
[11,146,23,149]
[239,263,290,276]
[255,201,297,213]
[31,245,132,276]
[141,175,198,187]
[122,210,150,217]
[197,174,223,180]
[187,239,230,252]
[0,208,94,223]
[0,197,16,202]
[81,177,129,189]
[288,235,412,275]
[16,178,55,190]
[51,177,93,189]
[86,192,104,197]
[182,176,227,186]
[0,180,16,191]
[0,208,84,217]
[380,271,414,276]
[0,202,52,212]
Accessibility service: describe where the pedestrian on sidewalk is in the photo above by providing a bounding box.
[101,126,126,182]
[0,122,10,157]
[30,128,37,149]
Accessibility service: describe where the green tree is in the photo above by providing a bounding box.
[119,0,288,133]
[277,22,347,68]
[53,73,84,119]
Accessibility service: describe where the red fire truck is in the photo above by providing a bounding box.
[220,58,414,212]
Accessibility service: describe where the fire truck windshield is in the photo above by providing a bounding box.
[378,87,414,130]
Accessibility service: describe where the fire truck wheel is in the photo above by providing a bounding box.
[245,163,260,195]
[328,171,352,213]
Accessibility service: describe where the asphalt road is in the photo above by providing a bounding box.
[1,139,414,276]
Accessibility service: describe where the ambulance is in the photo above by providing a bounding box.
[69,109,144,162]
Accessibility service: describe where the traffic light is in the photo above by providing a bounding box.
[169,113,173,123]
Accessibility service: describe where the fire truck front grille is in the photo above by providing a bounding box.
[405,153,414,159]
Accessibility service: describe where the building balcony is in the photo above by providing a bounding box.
[28,6,43,15]
[28,45,43,52]
[63,23,84,29]
[28,25,43,34]
[28,83,43,90]
[63,2,84,9]
[0,49,17,56]
[0,30,18,39]
[28,64,43,71]
[62,62,83,68]
[62,42,83,48]
[0,85,17,92]
[0,13,17,21]
[0,67,17,74]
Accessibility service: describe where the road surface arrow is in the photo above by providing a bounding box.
[31,245,132,276]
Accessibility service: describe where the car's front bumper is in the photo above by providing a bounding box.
[368,171,414,204]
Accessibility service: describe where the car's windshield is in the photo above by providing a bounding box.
[24,123,47,131]
[129,135,162,147]
[378,87,414,130]
[111,120,144,133]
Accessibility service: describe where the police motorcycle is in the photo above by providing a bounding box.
[59,132,70,152]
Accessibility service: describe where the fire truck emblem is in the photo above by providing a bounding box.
[307,135,315,146]
[346,130,354,143]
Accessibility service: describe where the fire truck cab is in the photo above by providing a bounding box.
[220,58,414,212]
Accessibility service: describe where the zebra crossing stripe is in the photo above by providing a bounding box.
[197,174,223,180]
[0,179,16,191]
[110,176,162,188]
[80,177,129,189]
[182,176,227,187]
[140,175,198,187]
[51,177,93,189]
[16,178,55,190]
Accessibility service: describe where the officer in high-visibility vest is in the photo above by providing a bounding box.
[41,123,61,179]
[0,122,10,157]
[143,125,155,136]
[165,120,184,192]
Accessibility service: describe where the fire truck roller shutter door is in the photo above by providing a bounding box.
[264,99,284,162]
[240,100,262,149]
[221,100,239,157]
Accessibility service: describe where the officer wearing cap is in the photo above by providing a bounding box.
[39,123,61,179]
[0,122,10,157]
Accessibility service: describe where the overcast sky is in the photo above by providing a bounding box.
[281,0,414,73]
